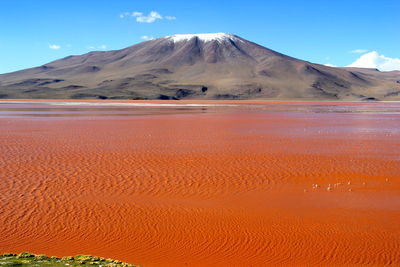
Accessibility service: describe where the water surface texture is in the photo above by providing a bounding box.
[1,101,399,266]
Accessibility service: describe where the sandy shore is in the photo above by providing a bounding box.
[0,101,399,266]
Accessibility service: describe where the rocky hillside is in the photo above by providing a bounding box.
[0,33,399,100]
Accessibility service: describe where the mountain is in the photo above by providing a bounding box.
[1,33,399,100]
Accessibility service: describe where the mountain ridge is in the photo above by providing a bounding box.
[1,33,399,100]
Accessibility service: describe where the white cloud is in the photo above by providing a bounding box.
[87,45,108,50]
[324,63,337,67]
[351,49,368,54]
[140,35,154,41]
[119,12,130,18]
[120,11,176,23]
[132,12,143,17]
[136,11,162,23]
[347,51,400,71]
[49,44,61,50]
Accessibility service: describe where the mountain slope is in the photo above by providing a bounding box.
[1,33,399,100]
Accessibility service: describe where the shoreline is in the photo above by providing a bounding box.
[0,252,138,266]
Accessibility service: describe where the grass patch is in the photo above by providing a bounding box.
[0,252,139,266]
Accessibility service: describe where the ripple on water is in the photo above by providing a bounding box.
[0,102,400,266]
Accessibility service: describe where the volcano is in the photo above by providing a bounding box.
[1,33,399,100]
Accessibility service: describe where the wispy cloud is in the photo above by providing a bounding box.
[347,51,400,71]
[132,11,143,17]
[140,35,154,41]
[120,11,176,23]
[120,12,129,18]
[49,44,61,50]
[87,45,108,50]
[136,11,162,23]
[351,49,368,54]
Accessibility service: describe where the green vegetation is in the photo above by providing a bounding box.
[0,252,139,266]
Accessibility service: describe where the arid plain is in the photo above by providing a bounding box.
[0,100,399,266]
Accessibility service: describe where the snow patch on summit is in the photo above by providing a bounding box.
[167,33,239,43]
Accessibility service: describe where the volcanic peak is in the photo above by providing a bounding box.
[165,33,240,43]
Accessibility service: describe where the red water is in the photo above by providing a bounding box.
[1,101,399,266]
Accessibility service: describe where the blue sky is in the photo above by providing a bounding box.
[0,0,399,74]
